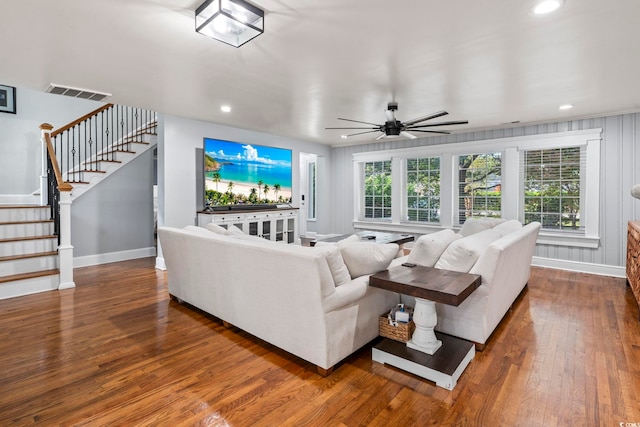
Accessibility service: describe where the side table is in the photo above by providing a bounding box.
[370,265,481,390]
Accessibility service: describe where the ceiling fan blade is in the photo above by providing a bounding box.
[400,131,417,140]
[408,129,451,135]
[375,133,387,140]
[325,126,380,130]
[403,110,449,127]
[344,130,383,137]
[337,117,381,126]
[407,120,469,129]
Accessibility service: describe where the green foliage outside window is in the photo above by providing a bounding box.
[364,160,392,219]
[406,157,440,222]
[524,147,581,230]
[458,153,502,224]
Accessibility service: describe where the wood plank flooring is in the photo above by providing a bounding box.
[1,258,639,426]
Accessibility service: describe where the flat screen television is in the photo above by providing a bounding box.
[203,137,292,207]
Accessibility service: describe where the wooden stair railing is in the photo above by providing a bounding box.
[37,103,157,291]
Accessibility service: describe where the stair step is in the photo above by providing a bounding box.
[0,269,60,300]
[102,149,136,155]
[0,268,59,284]
[0,220,55,239]
[0,251,58,262]
[67,169,107,174]
[0,206,50,222]
[0,235,58,257]
[83,159,122,165]
[0,252,58,276]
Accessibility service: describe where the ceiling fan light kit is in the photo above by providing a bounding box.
[326,102,468,140]
[195,0,264,47]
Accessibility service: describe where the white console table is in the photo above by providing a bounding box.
[197,208,299,244]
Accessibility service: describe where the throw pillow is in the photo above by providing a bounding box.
[205,223,229,235]
[226,225,245,235]
[435,228,502,273]
[339,242,399,279]
[458,219,494,237]
[316,246,351,286]
[407,229,462,267]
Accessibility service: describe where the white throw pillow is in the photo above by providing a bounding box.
[339,242,399,279]
[316,246,351,286]
[493,219,522,236]
[407,229,462,267]
[205,223,229,235]
[226,225,245,235]
[435,228,502,273]
[458,219,494,237]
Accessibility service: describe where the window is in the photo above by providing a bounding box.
[364,160,392,219]
[406,157,440,222]
[523,147,582,230]
[457,153,502,224]
[352,128,600,247]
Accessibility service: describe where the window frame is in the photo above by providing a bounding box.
[352,128,602,248]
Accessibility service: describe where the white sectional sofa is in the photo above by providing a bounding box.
[158,225,399,374]
[396,219,541,349]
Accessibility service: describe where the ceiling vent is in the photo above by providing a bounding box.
[45,83,111,101]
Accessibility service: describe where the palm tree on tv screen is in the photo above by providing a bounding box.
[212,172,221,192]
[274,183,281,201]
[263,184,270,202]
[257,180,263,201]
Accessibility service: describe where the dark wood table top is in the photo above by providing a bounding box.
[369,265,481,306]
[310,231,414,246]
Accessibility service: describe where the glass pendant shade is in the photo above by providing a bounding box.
[195,0,264,47]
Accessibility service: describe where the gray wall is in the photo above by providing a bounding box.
[0,86,103,194]
[72,149,155,257]
[330,113,640,268]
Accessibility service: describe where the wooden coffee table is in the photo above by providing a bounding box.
[369,264,481,390]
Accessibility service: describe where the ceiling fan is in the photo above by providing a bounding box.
[326,102,468,140]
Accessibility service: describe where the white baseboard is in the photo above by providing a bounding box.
[74,247,157,268]
[532,256,626,278]
[0,194,40,205]
[155,257,166,270]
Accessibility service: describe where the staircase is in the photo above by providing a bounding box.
[0,104,157,300]
[0,205,59,299]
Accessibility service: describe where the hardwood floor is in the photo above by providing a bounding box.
[1,258,639,426]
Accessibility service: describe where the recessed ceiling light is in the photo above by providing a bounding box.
[220,105,231,113]
[533,0,564,15]
[340,135,348,139]
[559,104,574,110]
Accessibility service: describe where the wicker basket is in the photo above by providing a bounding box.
[379,314,415,343]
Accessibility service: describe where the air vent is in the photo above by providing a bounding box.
[45,84,111,101]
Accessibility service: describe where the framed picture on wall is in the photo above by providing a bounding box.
[0,84,17,114]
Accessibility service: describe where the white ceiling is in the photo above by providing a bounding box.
[2,0,640,146]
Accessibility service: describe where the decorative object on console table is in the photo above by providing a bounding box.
[0,84,17,114]
[626,221,640,318]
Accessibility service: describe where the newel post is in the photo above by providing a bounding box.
[57,183,75,290]
[39,123,53,206]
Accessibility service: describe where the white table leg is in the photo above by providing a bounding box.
[406,297,442,355]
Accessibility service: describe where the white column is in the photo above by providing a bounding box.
[406,297,442,355]
[57,188,75,289]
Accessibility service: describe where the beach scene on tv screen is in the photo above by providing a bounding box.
[204,138,292,206]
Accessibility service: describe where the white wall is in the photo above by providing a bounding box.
[158,114,333,230]
[0,86,103,194]
[330,113,640,272]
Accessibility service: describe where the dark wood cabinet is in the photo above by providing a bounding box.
[626,221,640,315]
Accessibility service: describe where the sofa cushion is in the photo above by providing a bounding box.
[407,229,461,267]
[493,219,522,236]
[339,242,399,279]
[226,225,245,235]
[435,228,503,273]
[316,246,351,286]
[458,219,494,237]
[205,223,229,235]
